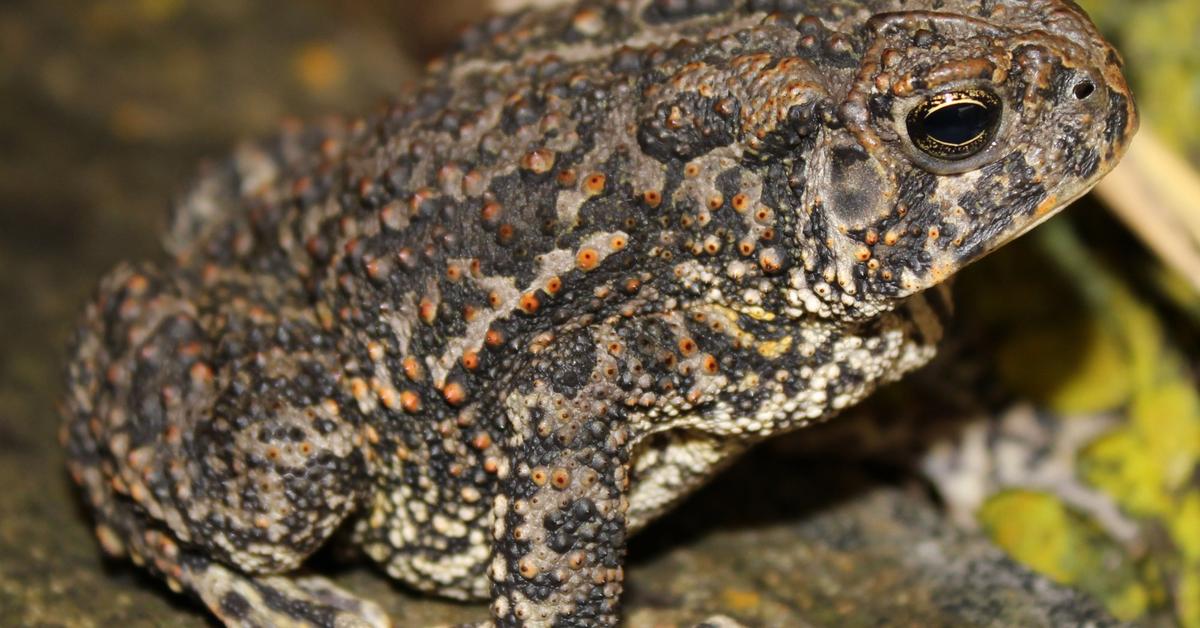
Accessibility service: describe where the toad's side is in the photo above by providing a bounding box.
[62,0,1136,626]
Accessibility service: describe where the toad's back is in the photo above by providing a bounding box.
[63,0,1135,626]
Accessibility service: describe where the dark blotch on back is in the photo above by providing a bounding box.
[538,331,597,397]
[637,92,740,163]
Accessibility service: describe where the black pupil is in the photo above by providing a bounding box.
[906,91,1002,161]
[920,101,995,146]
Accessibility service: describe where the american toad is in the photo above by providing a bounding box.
[62,0,1137,625]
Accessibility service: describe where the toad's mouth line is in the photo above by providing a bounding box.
[990,163,1121,255]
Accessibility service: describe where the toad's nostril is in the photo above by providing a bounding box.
[1073,80,1096,100]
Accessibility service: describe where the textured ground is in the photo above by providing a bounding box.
[0,0,1166,625]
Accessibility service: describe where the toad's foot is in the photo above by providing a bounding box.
[193,563,390,628]
[696,616,752,628]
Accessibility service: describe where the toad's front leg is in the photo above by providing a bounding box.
[487,329,634,627]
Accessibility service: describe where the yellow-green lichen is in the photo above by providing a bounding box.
[979,490,1153,620]
[1172,491,1200,562]
[1079,379,1199,519]
[1180,565,1200,628]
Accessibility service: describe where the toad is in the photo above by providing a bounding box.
[63,0,1136,625]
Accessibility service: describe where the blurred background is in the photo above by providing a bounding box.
[1,0,1197,626]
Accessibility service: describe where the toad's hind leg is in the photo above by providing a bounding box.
[62,263,386,627]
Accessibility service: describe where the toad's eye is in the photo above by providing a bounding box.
[906,90,1002,161]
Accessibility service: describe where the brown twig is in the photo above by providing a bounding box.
[1095,127,1200,292]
